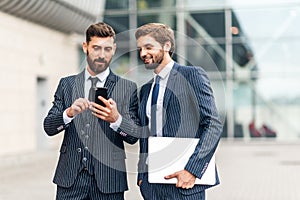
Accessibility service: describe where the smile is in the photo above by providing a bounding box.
[143,58,152,64]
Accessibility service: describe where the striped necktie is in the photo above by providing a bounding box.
[88,77,99,102]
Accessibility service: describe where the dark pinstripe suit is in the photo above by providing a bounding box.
[44,70,139,199]
[138,63,223,199]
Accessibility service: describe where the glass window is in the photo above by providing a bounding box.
[137,0,175,9]
[232,5,300,139]
[101,0,300,140]
[105,0,129,10]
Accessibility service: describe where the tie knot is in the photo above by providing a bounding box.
[89,77,99,88]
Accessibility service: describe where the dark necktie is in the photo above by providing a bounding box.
[151,75,161,136]
[88,77,99,102]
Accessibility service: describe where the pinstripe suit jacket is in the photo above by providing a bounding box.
[44,70,139,193]
[138,62,223,195]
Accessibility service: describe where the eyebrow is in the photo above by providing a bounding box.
[138,43,154,48]
[91,45,113,49]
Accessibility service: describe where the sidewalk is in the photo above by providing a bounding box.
[1,140,300,200]
[207,139,300,200]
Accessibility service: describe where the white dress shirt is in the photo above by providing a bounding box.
[146,60,174,137]
[84,67,110,98]
[63,67,122,131]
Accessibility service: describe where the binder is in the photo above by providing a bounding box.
[148,136,216,185]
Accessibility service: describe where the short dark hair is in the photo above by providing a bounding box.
[86,22,116,43]
[135,23,175,57]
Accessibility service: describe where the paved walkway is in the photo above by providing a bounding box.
[1,140,300,200]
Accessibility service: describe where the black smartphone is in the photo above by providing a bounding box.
[95,87,108,107]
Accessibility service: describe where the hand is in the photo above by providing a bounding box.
[138,180,142,186]
[164,170,196,189]
[90,96,120,123]
[66,98,90,117]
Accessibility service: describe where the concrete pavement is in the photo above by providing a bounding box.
[207,140,300,200]
[1,140,300,200]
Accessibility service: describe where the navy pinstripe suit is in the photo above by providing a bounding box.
[138,63,223,199]
[44,70,139,198]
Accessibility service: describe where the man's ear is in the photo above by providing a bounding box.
[82,42,87,54]
[163,41,171,52]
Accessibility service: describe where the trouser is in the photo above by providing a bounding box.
[56,170,124,200]
[139,175,205,200]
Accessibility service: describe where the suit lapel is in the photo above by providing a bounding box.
[73,70,87,128]
[163,63,179,108]
[139,81,152,126]
[104,70,116,98]
[73,70,85,101]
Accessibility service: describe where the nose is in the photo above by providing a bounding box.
[139,48,147,58]
[98,49,105,58]
[93,48,105,58]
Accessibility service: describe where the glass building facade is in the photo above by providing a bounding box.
[103,0,300,140]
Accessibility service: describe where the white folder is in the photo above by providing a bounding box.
[148,136,216,185]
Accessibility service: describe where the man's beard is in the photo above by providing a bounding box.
[143,50,164,70]
[86,50,111,74]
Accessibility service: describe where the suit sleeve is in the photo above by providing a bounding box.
[137,85,151,182]
[184,67,223,179]
[43,79,69,136]
[117,81,140,144]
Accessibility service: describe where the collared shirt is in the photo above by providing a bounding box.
[146,60,174,137]
[84,67,110,98]
[63,67,122,131]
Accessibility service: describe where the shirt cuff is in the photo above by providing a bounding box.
[110,115,122,132]
[63,109,75,124]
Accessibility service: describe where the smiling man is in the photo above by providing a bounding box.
[135,23,223,200]
[44,22,139,200]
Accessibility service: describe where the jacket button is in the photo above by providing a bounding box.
[77,148,82,153]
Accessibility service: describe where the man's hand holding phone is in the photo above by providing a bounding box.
[90,91,120,123]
